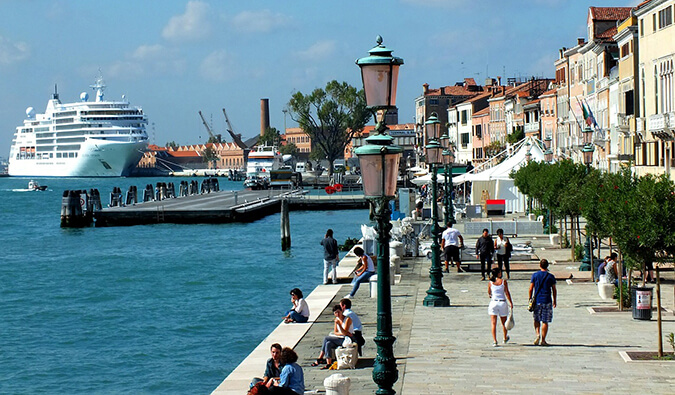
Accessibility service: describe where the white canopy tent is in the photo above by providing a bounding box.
[452,137,547,213]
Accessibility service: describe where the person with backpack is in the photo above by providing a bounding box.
[494,228,512,279]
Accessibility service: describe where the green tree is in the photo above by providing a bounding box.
[484,141,505,158]
[279,142,299,157]
[201,145,219,168]
[166,141,179,149]
[506,126,524,145]
[259,127,282,147]
[207,134,222,144]
[287,80,370,176]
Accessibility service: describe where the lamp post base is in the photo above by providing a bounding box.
[579,233,592,271]
[423,291,450,307]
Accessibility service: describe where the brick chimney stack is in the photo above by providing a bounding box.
[260,98,270,136]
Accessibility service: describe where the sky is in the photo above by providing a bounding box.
[0,0,640,157]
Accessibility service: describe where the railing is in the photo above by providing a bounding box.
[648,114,667,131]
[617,113,630,132]
[636,117,646,132]
[524,122,540,134]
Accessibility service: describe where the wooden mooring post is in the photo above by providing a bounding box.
[281,198,291,251]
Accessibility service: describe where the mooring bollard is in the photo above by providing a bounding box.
[61,190,92,228]
[280,198,291,251]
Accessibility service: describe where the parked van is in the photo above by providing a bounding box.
[295,162,306,173]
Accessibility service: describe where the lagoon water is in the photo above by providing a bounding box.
[0,177,369,394]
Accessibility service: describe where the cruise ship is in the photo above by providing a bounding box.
[8,75,149,177]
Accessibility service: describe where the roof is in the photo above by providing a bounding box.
[425,85,483,97]
[596,25,619,39]
[590,7,632,21]
[169,150,201,158]
[464,78,477,86]
[472,107,489,117]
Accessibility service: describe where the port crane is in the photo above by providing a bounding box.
[222,108,252,150]
[197,111,222,143]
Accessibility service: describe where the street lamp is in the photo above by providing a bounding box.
[423,113,450,307]
[442,146,455,224]
[580,129,595,272]
[355,35,402,395]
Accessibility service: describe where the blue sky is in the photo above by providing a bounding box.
[0,0,639,156]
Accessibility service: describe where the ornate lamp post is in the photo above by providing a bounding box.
[580,126,595,271]
[355,35,402,395]
[442,147,455,225]
[422,113,450,307]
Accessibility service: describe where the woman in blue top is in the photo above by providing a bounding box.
[269,347,304,394]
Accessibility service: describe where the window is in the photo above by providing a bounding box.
[625,90,634,116]
[429,99,439,105]
[475,124,482,139]
[621,43,629,58]
[461,132,470,147]
[640,19,644,36]
[461,110,468,125]
[659,6,672,29]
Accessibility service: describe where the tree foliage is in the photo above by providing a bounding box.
[166,141,179,149]
[484,141,505,158]
[259,127,282,147]
[279,142,298,156]
[201,145,219,167]
[506,126,524,145]
[287,80,370,176]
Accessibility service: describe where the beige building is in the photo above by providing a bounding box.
[635,0,675,179]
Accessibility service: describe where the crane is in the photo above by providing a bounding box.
[197,111,222,143]
[222,108,249,149]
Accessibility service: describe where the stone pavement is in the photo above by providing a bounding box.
[296,239,675,394]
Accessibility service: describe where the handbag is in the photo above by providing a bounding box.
[505,307,515,330]
[341,336,354,348]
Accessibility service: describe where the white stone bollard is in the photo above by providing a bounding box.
[549,234,560,245]
[389,241,404,258]
[369,275,378,298]
[390,255,401,274]
[324,373,351,395]
[528,213,536,221]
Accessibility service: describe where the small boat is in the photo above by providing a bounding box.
[28,180,47,191]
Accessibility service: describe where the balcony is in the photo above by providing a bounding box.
[649,113,675,141]
[636,117,645,133]
[648,114,667,131]
[617,113,630,134]
[593,129,607,144]
[524,122,540,134]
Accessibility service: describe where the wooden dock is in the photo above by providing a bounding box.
[93,189,368,227]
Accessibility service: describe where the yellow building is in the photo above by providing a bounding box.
[635,0,675,179]
[613,16,639,171]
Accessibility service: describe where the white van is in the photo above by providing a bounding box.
[295,163,306,173]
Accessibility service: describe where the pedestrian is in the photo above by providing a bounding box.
[311,305,354,369]
[604,252,619,286]
[269,347,304,394]
[283,288,309,323]
[344,247,375,299]
[262,343,282,387]
[320,229,339,285]
[529,259,557,346]
[475,228,494,280]
[487,267,513,347]
[441,222,464,273]
[340,298,365,355]
[494,228,512,279]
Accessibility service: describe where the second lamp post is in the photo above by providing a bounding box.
[423,113,450,307]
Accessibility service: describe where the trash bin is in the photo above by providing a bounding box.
[631,286,653,320]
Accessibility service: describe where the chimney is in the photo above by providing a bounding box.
[577,37,585,46]
[497,76,502,86]
[260,98,270,136]
[423,83,429,94]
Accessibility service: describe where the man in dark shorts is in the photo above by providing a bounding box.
[441,223,464,273]
[529,259,557,346]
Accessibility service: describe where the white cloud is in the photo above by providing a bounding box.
[295,40,337,61]
[232,9,291,33]
[200,49,236,82]
[162,1,212,42]
[102,44,186,80]
[0,35,30,65]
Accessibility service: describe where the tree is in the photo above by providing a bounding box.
[259,127,282,147]
[279,142,299,157]
[484,141,505,158]
[506,126,524,145]
[201,145,219,168]
[166,141,179,150]
[287,80,370,176]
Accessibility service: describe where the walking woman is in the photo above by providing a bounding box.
[494,228,511,279]
[487,267,513,347]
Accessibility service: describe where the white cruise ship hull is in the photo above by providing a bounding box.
[8,139,147,177]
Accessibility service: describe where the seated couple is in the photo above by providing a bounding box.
[311,299,365,369]
[249,344,304,395]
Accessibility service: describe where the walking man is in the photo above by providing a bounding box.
[321,229,339,284]
[475,228,494,280]
[529,259,557,346]
[441,222,464,273]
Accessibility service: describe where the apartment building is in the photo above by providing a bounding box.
[635,0,675,178]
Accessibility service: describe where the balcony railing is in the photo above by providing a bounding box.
[617,113,630,133]
[648,114,667,131]
[524,122,540,134]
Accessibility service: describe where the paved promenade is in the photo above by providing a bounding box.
[293,241,675,394]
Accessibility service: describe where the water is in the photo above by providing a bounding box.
[0,177,369,394]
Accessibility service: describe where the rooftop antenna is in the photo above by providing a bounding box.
[53,84,59,101]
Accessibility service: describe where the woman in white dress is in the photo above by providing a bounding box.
[487,267,514,347]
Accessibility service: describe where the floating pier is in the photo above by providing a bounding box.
[60,180,368,227]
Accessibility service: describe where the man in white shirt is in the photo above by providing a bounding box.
[441,222,464,273]
[340,298,365,356]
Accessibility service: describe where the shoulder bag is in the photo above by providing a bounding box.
[528,272,550,311]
